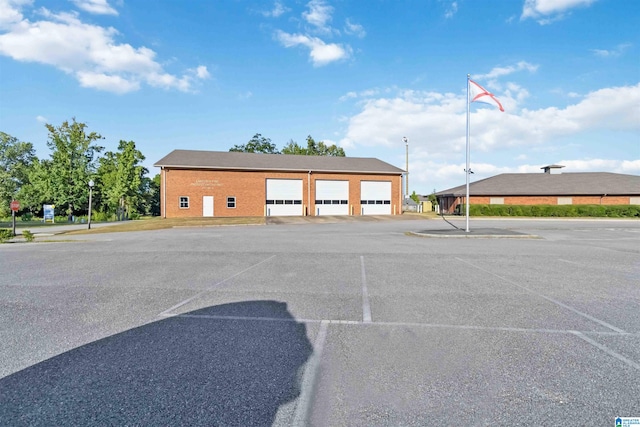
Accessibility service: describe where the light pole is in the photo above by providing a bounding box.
[88,179,94,230]
[403,137,409,197]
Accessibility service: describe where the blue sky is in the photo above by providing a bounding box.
[1,0,638,194]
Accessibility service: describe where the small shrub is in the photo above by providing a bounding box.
[468,204,639,218]
[21,213,33,221]
[22,230,35,242]
[129,212,140,220]
[93,211,114,222]
[0,229,13,243]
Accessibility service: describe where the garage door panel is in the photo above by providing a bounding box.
[361,181,391,215]
[266,179,303,216]
[315,180,349,215]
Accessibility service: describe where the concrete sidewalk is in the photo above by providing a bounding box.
[10,221,122,236]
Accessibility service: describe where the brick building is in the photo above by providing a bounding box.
[435,165,640,214]
[154,150,405,218]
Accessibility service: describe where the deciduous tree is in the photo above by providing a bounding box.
[97,140,147,219]
[230,133,280,154]
[17,159,53,214]
[45,119,104,220]
[281,135,345,156]
[0,131,36,217]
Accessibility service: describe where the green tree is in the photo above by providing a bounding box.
[428,189,438,206]
[281,135,346,156]
[230,133,280,154]
[0,132,36,217]
[45,119,104,221]
[16,159,53,214]
[97,140,147,220]
[410,190,420,204]
[140,173,161,216]
[280,139,306,155]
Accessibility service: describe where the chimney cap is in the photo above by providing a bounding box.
[541,164,565,174]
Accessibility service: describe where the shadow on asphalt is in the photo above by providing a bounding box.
[0,301,312,426]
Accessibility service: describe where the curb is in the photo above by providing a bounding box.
[406,231,540,239]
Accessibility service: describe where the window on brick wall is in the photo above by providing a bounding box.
[227,197,236,208]
[179,196,189,208]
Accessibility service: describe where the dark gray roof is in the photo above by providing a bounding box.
[435,172,640,196]
[154,150,404,175]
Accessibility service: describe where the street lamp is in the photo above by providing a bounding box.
[402,137,409,197]
[88,179,94,230]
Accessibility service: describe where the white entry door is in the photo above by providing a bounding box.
[360,181,391,215]
[203,196,214,217]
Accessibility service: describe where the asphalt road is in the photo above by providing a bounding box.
[1,217,639,426]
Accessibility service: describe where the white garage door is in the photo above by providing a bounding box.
[360,181,392,215]
[266,179,303,216]
[315,180,349,216]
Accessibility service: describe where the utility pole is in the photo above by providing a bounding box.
[403,136,408,197]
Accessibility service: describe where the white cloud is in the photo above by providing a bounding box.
[275,30,350,66]
[262,1,289,18]
[339,91,358,102]
[521,0,597,24]
[35,115,47,123]
[272,0,359,66]
[0,0,30,29]
[0,3,209,93]
[444,1,458,19]
[339,82,640,191]
[71,0,118,16]
[192,65,210,79]
[338,88,380,102]
[556,159,640,174]
[237,91,253,100]
[474,61,539,80]
[619,159,640,173]
[77,70,140,93]
[302,0,333,32]
[591,43,632,58]
[344,18,365,38]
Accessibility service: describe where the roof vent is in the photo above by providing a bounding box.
[541,164,565,174]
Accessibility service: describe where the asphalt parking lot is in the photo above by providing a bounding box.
[1,217,639,426]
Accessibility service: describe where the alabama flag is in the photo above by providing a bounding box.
[469,79,504,112]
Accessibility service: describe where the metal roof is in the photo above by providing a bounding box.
[435,172,640,196]
[154,150,405,175]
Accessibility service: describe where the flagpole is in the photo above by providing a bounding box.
[465,74,470,232]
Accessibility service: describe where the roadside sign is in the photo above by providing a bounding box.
[43,204,55,223]
[10,200,20,211]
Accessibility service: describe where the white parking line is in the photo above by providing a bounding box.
[571,331,640,371]
[456,257,626,334]
[158,255,277,317]
[558,258,581,265]
[162,313,636,337]
[292,320,329,427]
[360,256,372,323]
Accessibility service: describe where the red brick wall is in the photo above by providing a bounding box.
[573,196,629,205]
[471,196,490,204]
[501,196,557,205]
[160,168,402,218]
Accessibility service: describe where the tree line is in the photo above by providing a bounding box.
[1,125,346,220]
[0,119,158,220]
[230,133,346,156]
